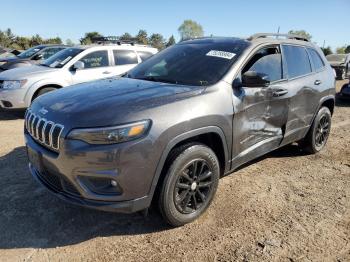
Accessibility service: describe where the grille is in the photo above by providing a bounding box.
[25,110,64,152]
[0,80,3,89]
[37,170,80,196]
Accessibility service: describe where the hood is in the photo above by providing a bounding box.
[0,57,34,70]
[31,77,204,128]
[0,64,58,80]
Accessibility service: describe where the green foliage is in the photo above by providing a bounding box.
[288,30,312,40]
[136,30,148,45]
[166,35,176,47]
[80,32,102,45]
[120,32,133,41]
[149,33,165,50]
[345,45,350,54]
[336,45,347,54]
[321,46,333,56]
[178,20,204,41]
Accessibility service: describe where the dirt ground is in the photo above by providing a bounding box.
[0,80,349,262]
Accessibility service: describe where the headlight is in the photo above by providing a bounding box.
[3,80,27,89]
[67,120,151,144]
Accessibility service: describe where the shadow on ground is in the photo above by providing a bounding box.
[335,94,350,108]
[0,109,25,120]
[0,143,308,249]
[0,146,169,249]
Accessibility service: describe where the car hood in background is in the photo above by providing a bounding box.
[0,65,59,80]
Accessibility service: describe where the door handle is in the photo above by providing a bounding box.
[272,88,288,97]
[314,80,322,85]
[103,71,112,74]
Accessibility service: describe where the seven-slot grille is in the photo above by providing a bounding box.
[25,110,64,152]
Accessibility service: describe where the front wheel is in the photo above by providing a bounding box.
[158,143,220,227]
[301,106,332,154]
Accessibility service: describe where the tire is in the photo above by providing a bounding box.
[158,143,220,227]
[32,87,57,102]
[340,68,346,80]
[302,106,332,154]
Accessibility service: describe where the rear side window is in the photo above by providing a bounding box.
[113,50,138,65]
[307,48,325,71]
[79,51,109,69]
[137,51,153,61]
[282,45,312,78]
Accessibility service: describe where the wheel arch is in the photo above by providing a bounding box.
[31,84,63,102]
[148,126,229,202]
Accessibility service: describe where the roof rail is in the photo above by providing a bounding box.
[248,33,310,42]
[91,36,136,46]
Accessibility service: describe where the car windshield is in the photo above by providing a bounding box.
[17,46,45,58]
[41,48,84,68]
[127,39,249,86]
[327,54,346,62]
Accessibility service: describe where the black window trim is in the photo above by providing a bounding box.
[237,43,287,86]
[281,43,318,81]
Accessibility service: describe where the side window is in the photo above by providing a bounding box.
[79,51,109,69]
[282,45,312,78]
[137,51,153,61]
[41,48,64,59]
[113,50,138,65]
[242,47,283,82]
[307,48,325,71]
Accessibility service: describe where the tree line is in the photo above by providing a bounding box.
[1,22,349,55]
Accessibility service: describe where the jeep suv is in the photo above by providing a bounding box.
[25,33,335,226]
[0,43,157,109]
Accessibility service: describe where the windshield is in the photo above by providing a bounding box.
[17,46,45,58]
[41,48,84,68]
[127,39,249,86]
[326,54,346,62]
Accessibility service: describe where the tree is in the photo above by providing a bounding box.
[321,46,333,56]
[178,20,204,41]
[66,39,74,46]
[45,37,62,45]
[80,31,102,45]
[30,34,43,46]
[336,45,347,54]
[345,45,350,54]
[136,30,148,45]
[288,30,312,40]
[149,33,165,50]
[166,35,176,47]
[120,32,133,41]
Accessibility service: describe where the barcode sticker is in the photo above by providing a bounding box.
[206,50,236,60]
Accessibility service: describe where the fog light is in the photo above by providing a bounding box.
[111,180,118,187]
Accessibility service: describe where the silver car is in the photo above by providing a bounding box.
[0,44,158,109]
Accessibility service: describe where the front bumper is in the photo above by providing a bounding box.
[0,88,27,109]
[25,130,157,213]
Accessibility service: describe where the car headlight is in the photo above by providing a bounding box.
[3,80,27,89]
[67,120,151,144]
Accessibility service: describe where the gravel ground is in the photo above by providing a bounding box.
[0,81,349,262]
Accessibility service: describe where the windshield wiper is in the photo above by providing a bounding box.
[136,76,179,84]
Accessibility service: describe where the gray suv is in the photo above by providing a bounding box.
[25,33,336,226]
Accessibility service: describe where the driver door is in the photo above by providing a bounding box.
[231,45,290,169]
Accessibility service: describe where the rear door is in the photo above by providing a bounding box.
[71,50,111,84]
[280,45,320,145]
[109,49,139,76]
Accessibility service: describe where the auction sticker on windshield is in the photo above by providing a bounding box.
[206,50,236,60]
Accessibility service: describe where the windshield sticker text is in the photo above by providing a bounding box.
[206,50,236,60]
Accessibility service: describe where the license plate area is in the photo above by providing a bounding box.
[27,147,43,172]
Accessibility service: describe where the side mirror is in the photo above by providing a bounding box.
[33,53,43,60]
[242,71,270,88]
[72,61,85,71]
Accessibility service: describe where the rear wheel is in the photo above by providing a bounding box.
[158,143,220,227]
[340,68,346,80]
[301,106,332,154]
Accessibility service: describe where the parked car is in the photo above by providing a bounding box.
[338,80,350,100]
[0,43,157,109]
[0,47,21,59]
[326,53,350,80]
[25,33,335,226]
[0,44,67,72]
